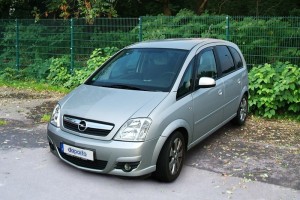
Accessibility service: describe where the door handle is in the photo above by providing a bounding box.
[237,78,241,84]
[218,89,223,96]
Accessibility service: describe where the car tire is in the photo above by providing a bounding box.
[154,131,186,182]
[233,95,248,125]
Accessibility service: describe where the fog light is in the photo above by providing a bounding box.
[115,162,140,172]
[124,163,132,172]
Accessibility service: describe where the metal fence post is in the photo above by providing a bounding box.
[139,17,143,42]
[226,16,230,41]
[15,19,20,70]
[70,18,74,72]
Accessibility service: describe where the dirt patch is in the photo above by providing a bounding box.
[185,117,300,190]
[0,86,54,99]
[0,86,63,123]
[27,101,59,123]
[0,86,299,190]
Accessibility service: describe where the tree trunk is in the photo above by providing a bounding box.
[196,0,208,15]
[161,0,171,16]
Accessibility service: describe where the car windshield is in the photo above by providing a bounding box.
[85,48,188,92]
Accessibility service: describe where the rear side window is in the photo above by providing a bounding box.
[215,46,235,75]
[229,46,243,69]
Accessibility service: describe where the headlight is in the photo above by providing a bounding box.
[50,104,61,127]
[114,118,152,142]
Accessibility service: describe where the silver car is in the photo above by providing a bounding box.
[47,38,249,182]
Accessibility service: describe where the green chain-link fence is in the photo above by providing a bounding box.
[0,16,299,74]
[0,18,139,72]
[140,16,300,67]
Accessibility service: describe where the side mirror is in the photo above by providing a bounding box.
[198,77,216,88]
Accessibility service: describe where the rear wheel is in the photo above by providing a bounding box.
[233,95,248,125]
[154,131,186,182]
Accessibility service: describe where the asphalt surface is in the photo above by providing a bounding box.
[0,122,300,200]
[1,148,300,200]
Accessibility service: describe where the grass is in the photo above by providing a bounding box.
[0,119,7,126]
[41,114,51,123]
[0,79,70,94]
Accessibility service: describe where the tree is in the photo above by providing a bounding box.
[205,0,300,16]
[0,0,299,19]
[0,0,46,19]
[196,0,208,15]
[158,0,172,16]
[45,0,117,22]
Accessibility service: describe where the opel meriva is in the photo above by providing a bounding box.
[47,38,249,182]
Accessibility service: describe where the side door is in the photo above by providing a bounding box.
[192,47,224,141]
[214,45,242,121]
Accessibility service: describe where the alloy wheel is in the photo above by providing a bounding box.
[169,137,183,175]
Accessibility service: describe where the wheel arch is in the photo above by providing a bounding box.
[151,119,191,165]
[243,90,249,98]
[237,87,249,111]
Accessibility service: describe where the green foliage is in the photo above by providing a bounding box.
[230,17,300,65]
[1,13,299,77]
[137,13,299,65]
[0,67,25,81]
[89,30,137,49]
[87,47,118,69]
[0,13,299,121]
[0,119,7,126]
[248,62,300,119]
[49,47,118,89]
[77,0,117,24]
[139,11,226,41]
[45,0,117,22]
[0,20,70,72]
[0,79,70,94]
[47,56,71,86]
[23,58,52,81]
[41,114,51,123]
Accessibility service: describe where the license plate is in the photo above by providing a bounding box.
[60,143,94,161]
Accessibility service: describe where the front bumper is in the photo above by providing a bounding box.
[47,123,157,177]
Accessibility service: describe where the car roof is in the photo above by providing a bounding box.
[126,38,228,50]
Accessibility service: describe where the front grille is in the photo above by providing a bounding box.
[59,149,107,170]
[63,115,114,137]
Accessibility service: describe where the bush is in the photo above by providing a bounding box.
[248,62,300,119]
[47,56,71,86]
[64,47,118,88]
[23,58,52,81]
[230,17,300,65]
[48,47,118,89]
[0,67,24,81]
[0,21,70,69]
[139,11,226,41]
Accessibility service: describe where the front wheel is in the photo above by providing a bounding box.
[233,95,248,125]
[154,131,186,182]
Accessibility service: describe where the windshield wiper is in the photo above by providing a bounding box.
[107,84,147,91]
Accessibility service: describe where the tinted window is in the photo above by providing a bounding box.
[86,48,188,92]
[229,46,243,69]
[177,59,194,99]
[196,49,217,79]
[215,46,235,75]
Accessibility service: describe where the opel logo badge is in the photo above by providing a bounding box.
[78,120,87,132]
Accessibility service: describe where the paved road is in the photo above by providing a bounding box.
[1,148,299,200]
[0,123,299,200]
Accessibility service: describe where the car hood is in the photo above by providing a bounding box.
[59,84,168,140]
